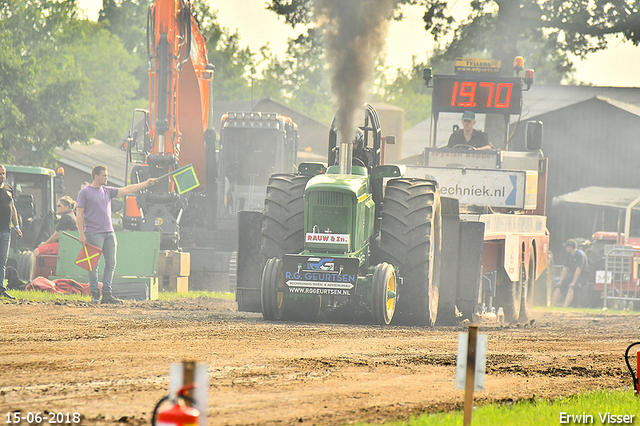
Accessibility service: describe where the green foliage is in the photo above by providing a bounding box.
[55,20,143,145]
[422,0,639,82]
[98,0,150,99]
[426,8,576,84]
[98,0,148,54]
[266,0,314,27]
[0,0,96,166]
[355,390,640,426]
[0,0,144,165]
[267,0,640,85]
[260,30,334,124]
[191,0,253,101]
[373,59,432,130]
[266,0,416,27]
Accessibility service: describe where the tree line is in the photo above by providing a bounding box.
[1,0,637,166]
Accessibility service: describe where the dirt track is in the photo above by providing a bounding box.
[0,297,637,426]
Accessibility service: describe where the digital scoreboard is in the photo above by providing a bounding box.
[432,74,523,115]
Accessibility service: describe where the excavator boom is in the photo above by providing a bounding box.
[148,0,213,185]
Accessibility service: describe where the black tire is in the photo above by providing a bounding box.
[495,265,522,324]
[18,251,33,281]
[519,254,535,323]
[380,179,442,326]
[261,258,285,321]
[372,262,397,325]
[260,174,318,321]
[260,174,312,260]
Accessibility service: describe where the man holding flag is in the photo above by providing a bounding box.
[77,165,157,304]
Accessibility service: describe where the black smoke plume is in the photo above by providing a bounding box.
[314,0,396,145]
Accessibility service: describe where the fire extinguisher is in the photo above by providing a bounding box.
[152,384,199,426]
[625,341,640,395]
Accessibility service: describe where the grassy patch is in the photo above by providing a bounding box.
[2,290,88,302]
[3,289,235,302]
[355,390,639,426]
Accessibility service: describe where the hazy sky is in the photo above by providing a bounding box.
[77,0,640,87]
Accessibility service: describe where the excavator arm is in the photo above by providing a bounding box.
[147,0,214,186]
[124,0,215,249]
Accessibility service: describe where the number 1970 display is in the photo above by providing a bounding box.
[432,75,522,115]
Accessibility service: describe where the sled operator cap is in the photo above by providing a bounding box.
[564,239,577,249]
[462,110,475,121]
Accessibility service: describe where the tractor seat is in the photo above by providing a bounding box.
[16,195,36,220]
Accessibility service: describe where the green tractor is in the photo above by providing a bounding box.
[238,104,450,326]
[4,165,64,280]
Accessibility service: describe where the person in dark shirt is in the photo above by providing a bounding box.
[446,110,492,150]
[352,128,373,171]
[551,239,588,307]
[0,165,22,299]
[30,196,77,280]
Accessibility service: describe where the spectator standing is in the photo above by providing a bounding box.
[77,165,156,304]
[0,165,22,299]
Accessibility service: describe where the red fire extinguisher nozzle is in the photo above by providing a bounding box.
[152,385,200,426]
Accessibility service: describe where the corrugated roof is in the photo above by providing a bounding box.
[519,85,640,123]
[552,186,640,210]
[55,140,126,186]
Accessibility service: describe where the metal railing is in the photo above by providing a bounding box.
[602,245,640,310]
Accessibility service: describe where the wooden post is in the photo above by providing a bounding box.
[183,360,195,407]
[463,325,478,426]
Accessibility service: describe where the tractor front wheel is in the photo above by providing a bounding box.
[372,262,397,325]
[380,178,442,326]
[261,258,285,321]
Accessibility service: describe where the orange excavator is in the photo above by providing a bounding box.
[124,0,299,290]
[123,0,215,249]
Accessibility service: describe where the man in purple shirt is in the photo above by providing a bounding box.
[77,165,157,304]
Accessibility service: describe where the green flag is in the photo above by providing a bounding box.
[171,164,200,194]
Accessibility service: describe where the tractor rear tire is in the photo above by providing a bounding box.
[372,262,397,325]
[380,178,442,326]
[260,174,316,321]
[261,257,285,321]
[260,174,311,260]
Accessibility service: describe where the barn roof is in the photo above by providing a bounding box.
[552,186,640,211]
[519,85,640,122]
[55,140,126,187]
